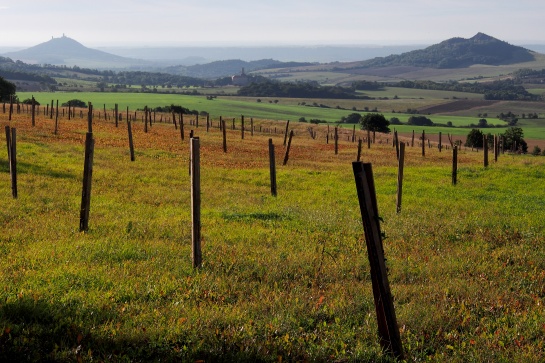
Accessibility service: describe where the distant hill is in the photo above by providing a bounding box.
[166,59,314,79]
[2,35,147,69]
[360,33,535,69]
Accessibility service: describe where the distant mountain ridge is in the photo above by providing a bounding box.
[360,33,535,68]
[3,35,146,68]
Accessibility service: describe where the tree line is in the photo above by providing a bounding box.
[388,79,540,101]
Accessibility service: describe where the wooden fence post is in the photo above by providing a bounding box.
[8,95,12,121]
[438,132,442,152]
[222,119,227,152]
[5,126,17,198]
[394,130,399,160]
[54,100,59,134]
[367,128,371,149]
[144,106,149,133]
[421,130,425,157]
[396,143,405,213]
[87,102,93,133]
[79,132,95,232]
[357,139,362,162]
[283,130,294,165]
[180,112,185,141]
[127,120,135,162]
[50,100,54,119]
[452,145,458,185]
[411,130,415,147]
[352,162,404,360]
[251,118,254,136]
[269,139,277,197]
[241,115,245,140]
[190,137,202,268]
[115,104,119,128]
[494,135,498,162]
[31,96,36,126]
[206,114,210,132]
[483,135,489,167]
[334,127,338,155]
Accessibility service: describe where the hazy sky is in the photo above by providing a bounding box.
[2,0,545,47]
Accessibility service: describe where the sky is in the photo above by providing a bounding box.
[2,0,545,47]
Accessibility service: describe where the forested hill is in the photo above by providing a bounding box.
[360,33,535,69]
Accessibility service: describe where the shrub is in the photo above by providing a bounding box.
[61,99,87,108]
[531,145,541,156]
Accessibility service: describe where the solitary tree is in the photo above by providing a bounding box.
[0,76,16,102]
[359,113,390,133]
[341,113,363,124]
[465,129,484,148]
[502,126,527,153]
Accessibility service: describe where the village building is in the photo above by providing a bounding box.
[231,68,249,86]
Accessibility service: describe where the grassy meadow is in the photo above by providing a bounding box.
[0,106,544,362]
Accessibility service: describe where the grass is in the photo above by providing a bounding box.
[1,102,545,361]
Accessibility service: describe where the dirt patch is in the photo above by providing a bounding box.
[418,99,500,114]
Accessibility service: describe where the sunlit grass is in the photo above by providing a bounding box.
[0,110,544,361]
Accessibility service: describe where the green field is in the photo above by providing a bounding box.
[15,91,545,145]
[1,113,544,361]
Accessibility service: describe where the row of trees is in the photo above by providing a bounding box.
[465,127,528,152]
[237,80,360,99]
[390,79,540,101]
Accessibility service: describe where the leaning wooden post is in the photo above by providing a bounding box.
[452,145,458,185]
[127,119,135,162]
[283,130,294,165]
[79,132,95,232]
[269,139,277,197]
[357,139,363,162]
[396,143,405,214]
[483,135,489,167]
[283,120,290,146]
[222,119,227,152]
[352,162,404,360]
[334,127,339,155]
[421,130,425,157]
[87,102,93,133]
[190,137,202,268]
[31,96,36,126]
